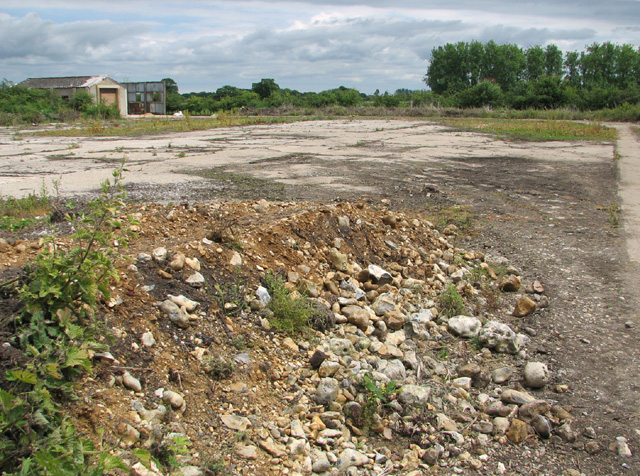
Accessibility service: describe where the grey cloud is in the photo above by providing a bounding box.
[0,13,147,61]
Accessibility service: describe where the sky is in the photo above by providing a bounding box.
[1,1,640,94]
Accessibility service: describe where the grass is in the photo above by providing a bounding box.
[264,272,315,334]
[34,113,305,137]
[429,205,473,232]
[0,191,53,231]
[438,284,465,318]
[433,117,617,142]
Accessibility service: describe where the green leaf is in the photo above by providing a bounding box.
[63,347,91,371]
[6,369,37,385]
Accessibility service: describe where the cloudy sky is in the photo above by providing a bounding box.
[2,1,640,94]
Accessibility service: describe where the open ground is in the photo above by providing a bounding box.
[1,118,640,475]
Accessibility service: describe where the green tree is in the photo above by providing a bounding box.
[525,45,546,81]
[544,44,564,76]
[252,78,281,100]
[564,51,581,87]
[161,78,179,95]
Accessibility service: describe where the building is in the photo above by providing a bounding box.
[18,76,129,116]
[122,82,167,115]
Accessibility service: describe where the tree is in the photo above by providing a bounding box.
[161,78,179,95]
[252,78,280,100]
[525,46,545,81]
[544,44,564,77]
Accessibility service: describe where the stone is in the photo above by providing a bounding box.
[310,349,328,369]
[141,332,156,347]
[256,286,272,307]
[531,415,552,439]
[180,466,203,476]
[131,461,162,476]
[185,272,205,287]
[152,247,167,263]
[506,419,529,443]
[492,367,513,384]
[318,360,341,377]
[168,294,199,312]
[282,337,299,352]
[436,413,459,432]
[378,359,407,381]
[315,378,340,405]
[448,316,482,338]
[259,438,287,458]
[422,444,444,465]
[221,414,251,431]
[230,251,243,267]
[160,300,190,327]
[384,310,406,330]
[328,338,355,356]
[500,389,536,405]
[347,308,370,331]
[371,293,396,315]
[493,417,510,435]
[523,362,549,388]
[162,390,186,410]
[169,252,185,270]
[478,321,527,354]
[312,458,331,473]
[499,275,521,292]
[557,422,577,442]
[122,371,142,392]
[398,385,432,406]
[338,448,369,469]
[616,436,633,457]
[513,296,537,317]
[185,257,201,270]
[329,248,349,272]
[519,401,550,421]
[368,264,393,285]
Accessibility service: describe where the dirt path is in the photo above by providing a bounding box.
[614,123,640,264]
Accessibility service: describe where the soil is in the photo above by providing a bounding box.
[1,118,639,476]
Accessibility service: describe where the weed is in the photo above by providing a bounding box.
[608,203,621,227]
[1,163,134,474]
[437,346,450,360]
[203,355,235,380]
[212,277,249,317]
[438,284,465,318]
[362,373,400,405]
[177,151,186,158]
[264,272,315,334]
[231,336,248,350]
[430,205,472,232]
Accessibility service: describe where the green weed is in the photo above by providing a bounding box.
[608,203,621,227]
[438,284,464,318]
[264,272,314,334]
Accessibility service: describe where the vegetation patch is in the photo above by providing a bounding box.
[0,191,54,232]
[434,117,617,142]
[264,273,315,335]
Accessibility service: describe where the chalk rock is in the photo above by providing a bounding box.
[448,315,482,338]
[523,362,550,388]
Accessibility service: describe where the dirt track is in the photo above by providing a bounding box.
[1,119,640,475]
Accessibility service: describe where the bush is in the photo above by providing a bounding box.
[438,284,465,318]
[264,273,314,334]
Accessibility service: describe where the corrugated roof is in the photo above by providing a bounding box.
[18,76,107,89]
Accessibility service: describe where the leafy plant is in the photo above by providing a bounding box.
[0,163,134,475]
[203,355,234,380]
[438,284,465,318]
[362,373,400,405]
[263,272,314,334]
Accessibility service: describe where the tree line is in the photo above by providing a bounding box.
[425,41,640,110]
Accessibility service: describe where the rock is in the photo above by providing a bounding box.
[185,257,201,270]
[131,461,162,476]
[168,294,199,312]
[221,414,251,431]
[436,413,459,431]
[371,293,396,315]
[452,377,472,390]
[384,310,406,330]
[616,436,632,457]
[585,441,601,454]
[500,389,536,405]
[315,378,340,405]
[180,466,203,476]
[169,252,185,270]
[478,321,527,354]
[398,385,432,406]
[152,247,167,263]
[506,419,529,443]
[519,401,550,421]
[185,272,205,287]
[557,422,577,442]
[531,415,552,439]
[162,390,186,411]
[492,367,513,384]
[235,444,258,460]
[422,444,444,465]
[259,438,287,458]
[230,251,243,267]
[338,448,369,469]
[329,248,349,272]
[288,438,307,455]
[513,296,537,317]
[256,286,271,307]
[347,308,370,331]
[282,337,299,352]
[368,264,393,285]
[122,371,142,392]
[318,360,341,377]
[117,422,140,447]
[458,363,491,388]
[523,362,550,388]
[160,300,190,327]
[499,275,521,292]
[378,359,406,381]
[141,332,156,347]
[312,458,331,473]
[310,349,328,369]
[328,338,354,356]
[448,316,482,338]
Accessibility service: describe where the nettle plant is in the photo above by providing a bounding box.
[1,164,135,475]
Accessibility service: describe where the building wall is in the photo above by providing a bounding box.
[88,78,128,116]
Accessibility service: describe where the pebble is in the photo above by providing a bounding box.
[523,361,550,388]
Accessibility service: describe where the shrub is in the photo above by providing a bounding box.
[438,284,465,318]
[264,273,314,334]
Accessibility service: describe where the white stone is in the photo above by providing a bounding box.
[448,315,482,338]
[523,362,550,389]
